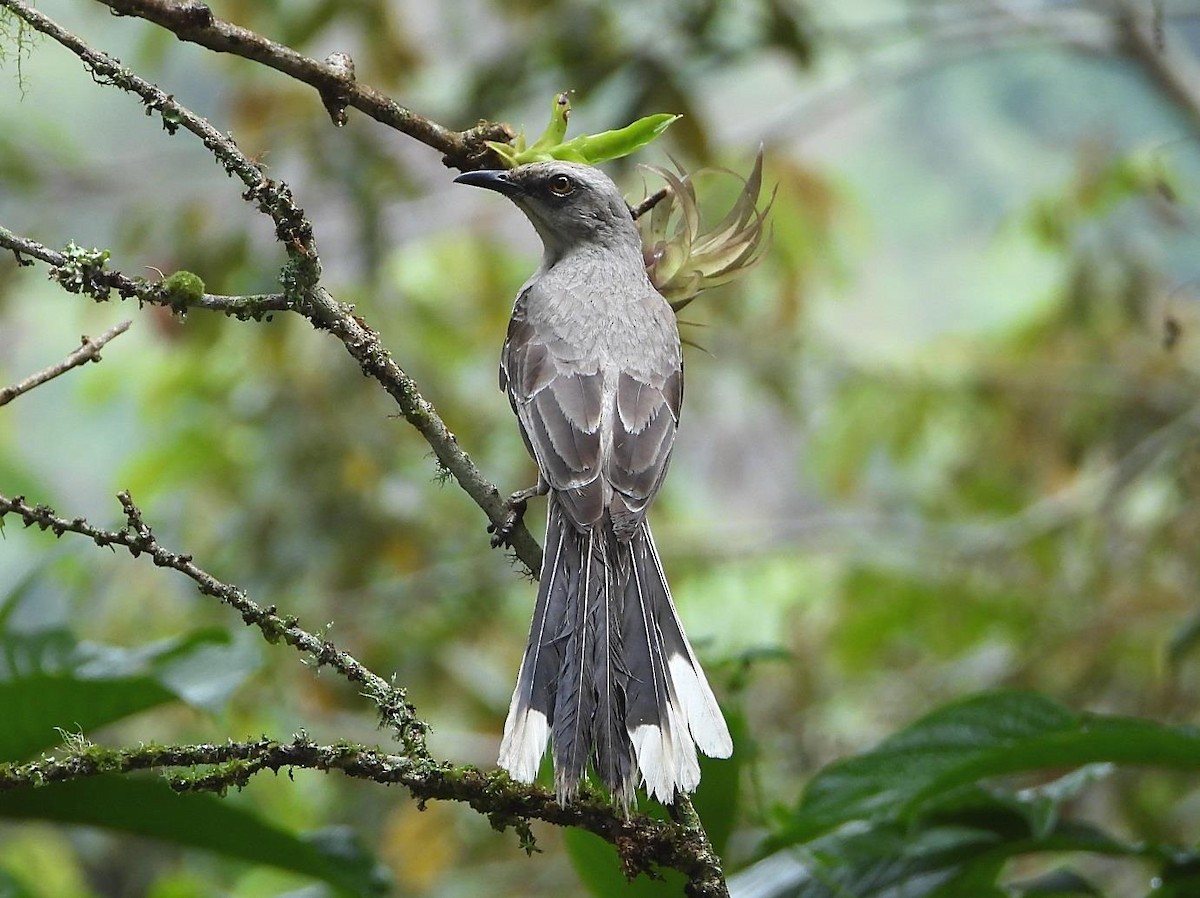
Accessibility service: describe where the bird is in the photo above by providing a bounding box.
[455,161,732,811]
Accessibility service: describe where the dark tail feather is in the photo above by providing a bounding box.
[588,532,634,809]
[498,496,635,807]
[499,500,724,808]
[550,524,597,800]
[497,496,575,783]
[623,522,733,803]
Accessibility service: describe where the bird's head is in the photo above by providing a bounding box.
[455,162,639,262]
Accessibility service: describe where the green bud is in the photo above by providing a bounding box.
[526,92,571,155]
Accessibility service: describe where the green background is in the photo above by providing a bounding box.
[3,1,1200,896]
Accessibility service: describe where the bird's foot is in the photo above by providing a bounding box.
[489,484,542,548]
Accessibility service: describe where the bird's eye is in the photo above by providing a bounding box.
[547,175,574,196]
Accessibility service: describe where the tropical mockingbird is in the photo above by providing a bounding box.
[456,161,732,810]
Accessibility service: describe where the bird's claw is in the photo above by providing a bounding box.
[489,494,529,549]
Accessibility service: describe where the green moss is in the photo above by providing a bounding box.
[161,271,206,310]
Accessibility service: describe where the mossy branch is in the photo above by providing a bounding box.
[0,491,429,754]
[0,226,290,318]
[0,735,725,895]
[91,0,512,167]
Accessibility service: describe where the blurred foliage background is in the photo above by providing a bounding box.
[3,1,1200,896]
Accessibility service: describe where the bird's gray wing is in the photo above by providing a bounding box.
[607,307,682,536]
[501,284,682,534]
[501,286,607,528]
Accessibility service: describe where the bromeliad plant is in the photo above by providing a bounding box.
[639,151,772,311]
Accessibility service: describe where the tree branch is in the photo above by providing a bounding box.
[0,319,131,407]
[0,490,429,755]
[630,186,670,220]
[90,0,512,169]
[0,226,291,318]
[0,735,727,896]
[1114,0,1200,135]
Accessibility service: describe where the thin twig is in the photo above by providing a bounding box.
[631,186,670,220]
[1114,0,1200,134]
[91,0,513,168]
[0,226,289,318]
[0,319,131,407]
[0,491,429,754]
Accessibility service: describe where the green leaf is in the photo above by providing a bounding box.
[0,868,39,898]
[550,114,679,165]
[1005,763,1115,840]
[0,777,389,897]
[733,820,1004,898]
[0,674,179,764]
[739,787,1176,898]
[526,92,571,155]
[778,691,1200,845]
[0,574,258,761]
[485,93,679,167]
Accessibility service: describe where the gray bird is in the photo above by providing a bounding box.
[456,161,732,809]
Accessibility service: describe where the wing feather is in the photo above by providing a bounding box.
[501,284,682,533]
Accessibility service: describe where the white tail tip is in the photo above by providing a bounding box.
[498,707,549,783]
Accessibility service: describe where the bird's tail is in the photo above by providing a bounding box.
[497,494,731,809]
[623,521,733,803]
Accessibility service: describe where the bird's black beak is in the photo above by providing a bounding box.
[454,169,523,196]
